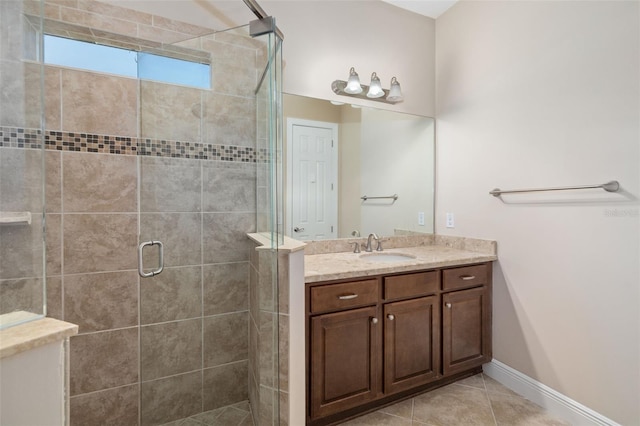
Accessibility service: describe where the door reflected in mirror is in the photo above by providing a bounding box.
[284,94,434,240]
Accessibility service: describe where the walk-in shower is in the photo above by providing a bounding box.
[0,0,284,424]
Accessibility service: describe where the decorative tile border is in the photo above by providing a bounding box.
[0,127,268,163]
[0,127,43,149]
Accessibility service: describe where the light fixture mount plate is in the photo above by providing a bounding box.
[331,80,403,104]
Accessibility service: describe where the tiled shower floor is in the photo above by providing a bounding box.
[160,401,254,426]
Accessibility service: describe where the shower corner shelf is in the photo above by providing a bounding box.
[0,212,32,226]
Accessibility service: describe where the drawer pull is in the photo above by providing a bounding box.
[460,275,476,281]
[338,293,358,300]
[371,317,378,324]
[445,303,452,308]
[387,314,395,321]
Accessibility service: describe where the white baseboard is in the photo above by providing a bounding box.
[483,359,620,426]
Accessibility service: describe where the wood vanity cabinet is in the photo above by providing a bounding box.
[383,296,439,394]
[308,280,381,419]
[441,264,492,375]
[306,262,492,425]
[382,271,440,395]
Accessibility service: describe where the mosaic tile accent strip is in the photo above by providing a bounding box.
[0,127,269,163]
[0,127,43,149]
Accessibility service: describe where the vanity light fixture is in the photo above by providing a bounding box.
[331,67,404,104]
[366,72,384,98]
[344,67,363,94]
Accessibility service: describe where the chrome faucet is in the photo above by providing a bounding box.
[364,233,379,252]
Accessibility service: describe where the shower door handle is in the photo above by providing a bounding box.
[138,240,164,278]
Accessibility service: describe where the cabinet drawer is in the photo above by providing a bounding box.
[310,279,379,314]
[384,271,439,300]
[442,264,488,291]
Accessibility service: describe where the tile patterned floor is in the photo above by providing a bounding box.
[161,374,570,426]
[160,401,254,426]
[338,374,571,426]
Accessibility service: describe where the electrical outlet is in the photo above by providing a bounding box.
[418,212,425,226]
[446,213,455,228]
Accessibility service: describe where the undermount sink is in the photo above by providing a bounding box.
[359,252,416,262]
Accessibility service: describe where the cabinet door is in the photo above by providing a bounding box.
[442,286,491,375]
[384,296,440,394]
[310,306,380,419]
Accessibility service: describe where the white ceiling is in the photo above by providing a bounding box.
[380,0,458,18]
[102,0,458,31]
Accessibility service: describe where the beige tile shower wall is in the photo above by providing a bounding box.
[0,1,46,319]
[45,151,258,425]
[29,0,211,44]
[249,245,289,426]
[30,3,262,425]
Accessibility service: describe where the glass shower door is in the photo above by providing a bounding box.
[0,0,46,329]
[137,20,282,425]
[252,22,285,426]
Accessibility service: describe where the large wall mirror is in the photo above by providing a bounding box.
[284,94,435,241]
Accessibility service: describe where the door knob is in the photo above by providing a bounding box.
[294,227,305,232]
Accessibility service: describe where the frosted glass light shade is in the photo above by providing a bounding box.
[344,67,363,94]
[386,76,403,102]
[366,72,384,98]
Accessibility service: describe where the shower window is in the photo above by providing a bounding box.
[43,35,211,89]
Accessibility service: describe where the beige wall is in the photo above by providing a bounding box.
[435,1,639,424]
[265,0,436,117]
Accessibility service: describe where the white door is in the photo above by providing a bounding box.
[288,120,337,240]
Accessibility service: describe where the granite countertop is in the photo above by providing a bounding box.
[0,317,78,359]
[305,240,497,283]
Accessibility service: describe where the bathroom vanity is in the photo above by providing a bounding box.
[303,237,496,425]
